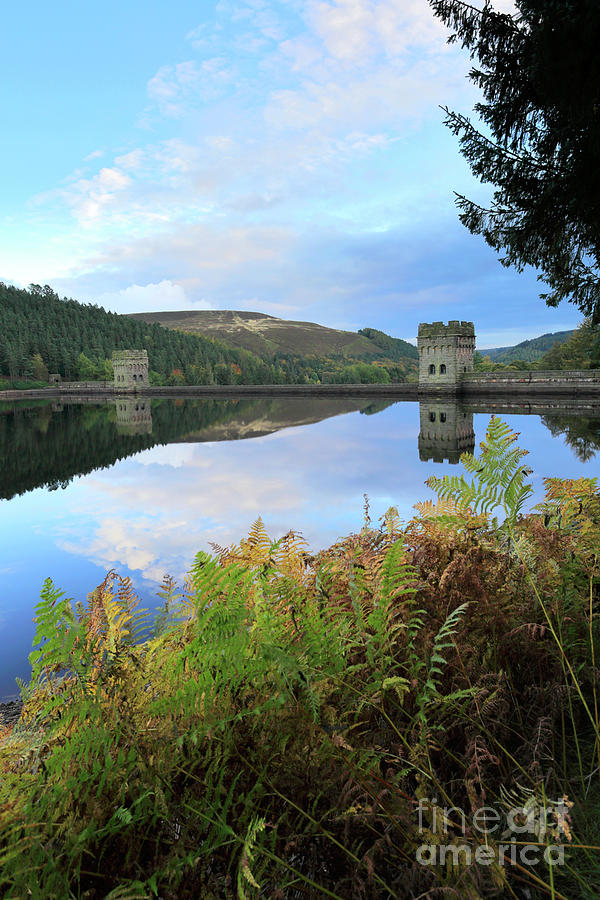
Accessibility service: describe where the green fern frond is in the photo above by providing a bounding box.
[416,602,470,718]
[29,578,80,686]
[424,416,533,527]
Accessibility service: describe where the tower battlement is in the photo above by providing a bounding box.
[418,321,475,339]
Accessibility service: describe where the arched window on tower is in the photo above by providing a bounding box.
[429,364,435,375]
[440,364,447,374]
[429,411,436,422]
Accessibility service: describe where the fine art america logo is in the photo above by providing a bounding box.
[415,793,573,868]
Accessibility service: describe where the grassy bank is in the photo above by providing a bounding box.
[1,418,599,899]
[0,378,50,391]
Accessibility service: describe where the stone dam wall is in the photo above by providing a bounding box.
[1,371,600,404]
[460,370,600,396]
[0,383,421,402]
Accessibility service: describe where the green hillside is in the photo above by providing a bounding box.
[357,326,418,361]
[128,310,417,364]
[483,330,574,363]
[0,283,278,386]
[0,285,414,387]
[537,320,600,369]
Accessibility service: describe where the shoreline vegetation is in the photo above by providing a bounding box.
[1,418,600,898]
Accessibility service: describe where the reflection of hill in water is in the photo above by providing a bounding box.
[1,396,599,502]
[173,397,392,442]
[0,396,383,501]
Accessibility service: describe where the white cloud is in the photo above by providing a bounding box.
[87,223,293,275]
[146,61,201,117]
[84,149,104,162]
[65,166,131,223]
[21,0,489,326]
[491,0,517,12]
[33,0,471,241]
[95,279,211,314]
[302,0,450,66]
[114,149,145,172]
[265,61,456,131]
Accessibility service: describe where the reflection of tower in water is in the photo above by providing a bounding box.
[418,401,475,464]
[115,399,153,435]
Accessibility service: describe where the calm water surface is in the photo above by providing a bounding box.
[1,395,599,697]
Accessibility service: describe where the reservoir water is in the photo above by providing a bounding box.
[1,394,599,698]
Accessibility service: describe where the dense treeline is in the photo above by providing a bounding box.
[0,284,415,386]
[475,320,600,372]
[0,284,281,386]
[269,351,415,384]
[484,330,575,364]
[358,326,419,361]
[536,320,600,370]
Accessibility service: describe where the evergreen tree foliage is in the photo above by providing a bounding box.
[357,327,419,360]
[0,283,276,385]
[536,319,600,370]
[430,0,600,321]
[484,329,575,364]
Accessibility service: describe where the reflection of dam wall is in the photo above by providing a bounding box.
[115,399,152,434]
[465,397,600,416]
[418,401,475,464]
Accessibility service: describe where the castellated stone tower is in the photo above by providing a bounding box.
[112,350,149,391]
[417,321,475,390]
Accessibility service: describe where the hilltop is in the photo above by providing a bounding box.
[128,310,418,364]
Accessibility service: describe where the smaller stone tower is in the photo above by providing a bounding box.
[112,350,149,391]
[417,321,475,390]
[115,398,153,434]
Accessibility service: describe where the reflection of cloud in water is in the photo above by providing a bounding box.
[54,409,421,580]
[136,444,200,469]
[59,516,195,584]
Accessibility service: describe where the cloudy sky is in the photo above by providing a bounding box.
[0,0,580,347]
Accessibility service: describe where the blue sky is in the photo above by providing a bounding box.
[0,0,581,347]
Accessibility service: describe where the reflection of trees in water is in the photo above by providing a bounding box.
[541,415,600,462]
[3,401,598,502]
[360,401,397,416]
[0,398,265,501]
[0,396,375,501]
